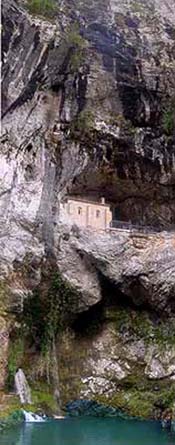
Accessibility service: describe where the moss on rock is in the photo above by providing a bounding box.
[94,380,175,419]
[0,409,24,431]
[105,305,175,348]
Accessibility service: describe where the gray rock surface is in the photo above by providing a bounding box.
[1,0,175,415]
[57,224,175,313]
[1,0,175,312]
[57,316,175,413]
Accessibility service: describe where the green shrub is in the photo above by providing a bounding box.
[65,24,88,72]
[0,281,10,315]
[163,108,174,135]
[30,383,58,414]
[28,0,56,16]
[67,27,86,49]
[162,96,175,136]
[23,272,78,353]
[70,110,95,139]
[7,338,24,389]
[0,410,24,430]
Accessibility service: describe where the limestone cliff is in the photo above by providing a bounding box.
[1,0,175,420]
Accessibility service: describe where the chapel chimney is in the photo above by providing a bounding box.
[101,197,105,205]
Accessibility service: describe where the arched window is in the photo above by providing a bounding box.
[78,207,82,215]
[96,210,100,218]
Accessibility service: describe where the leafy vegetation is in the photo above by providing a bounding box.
[70,109,95,140]
[7,338,24,389]
[162,96,175,135]
[65,24,88,72]
[23,272,78,354]
[31,384,58,414]
[3,271,79,406]
[0,281,10,316]
[27,0,56,16]
[0,409,24,431]
[162,108,175,135]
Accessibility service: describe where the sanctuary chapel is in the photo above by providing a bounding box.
[63,197,112,230]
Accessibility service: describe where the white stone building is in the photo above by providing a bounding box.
[63,197,112,230]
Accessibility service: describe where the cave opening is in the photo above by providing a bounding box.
[99,274,153,312]
[71,274,160,340]
[72,300,105,338]
[66,161,175,229]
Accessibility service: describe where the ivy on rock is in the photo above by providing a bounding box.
[23,271,79,353]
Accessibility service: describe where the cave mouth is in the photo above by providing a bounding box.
[72,300,105,338]
[67,163,175,228]
[71,275,159,339]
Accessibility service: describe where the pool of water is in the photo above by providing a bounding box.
[1,417,175,445]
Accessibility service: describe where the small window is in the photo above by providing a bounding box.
[96,210,100,218]
[78,207,82,215]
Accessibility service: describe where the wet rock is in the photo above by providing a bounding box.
[66,399,122,417]
[0,317,9,389]
[15,368,32,405]
[171,403,175,432]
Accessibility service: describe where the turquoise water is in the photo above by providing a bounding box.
[1,418,175,445]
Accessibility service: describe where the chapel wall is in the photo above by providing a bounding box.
[65,198,112,229]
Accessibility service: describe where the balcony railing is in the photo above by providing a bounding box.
[109,220,163,233]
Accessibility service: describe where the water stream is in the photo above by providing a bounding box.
[1,417,175,445]
[15,369,32,405]
[22,410,46,422]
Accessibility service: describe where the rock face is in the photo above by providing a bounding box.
[57,225,175,313]
[1,0,175,418]
[57,306,175,418]
[1,0,175,308]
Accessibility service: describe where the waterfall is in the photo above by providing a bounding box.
[15,368,32,404]
[23,410,46,422]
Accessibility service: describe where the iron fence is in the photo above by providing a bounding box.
[109,220,163,234]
